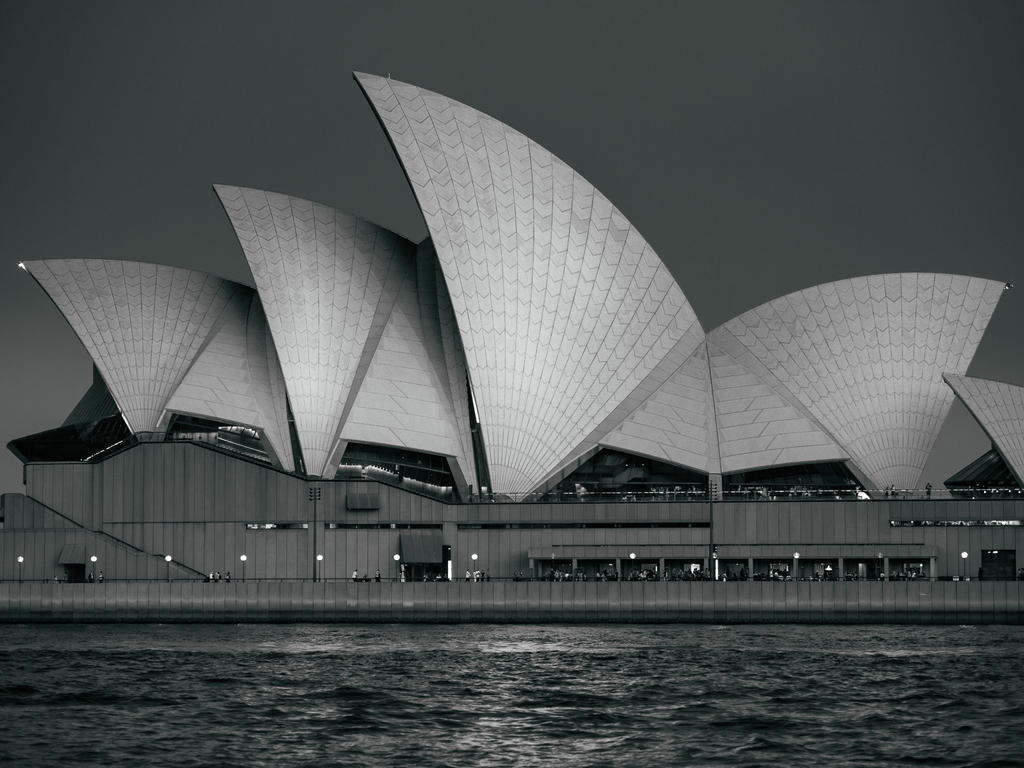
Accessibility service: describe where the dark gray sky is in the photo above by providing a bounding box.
[1,0,1021,494]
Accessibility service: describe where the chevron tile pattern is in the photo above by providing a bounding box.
[599,342,721,473]
[215,185,411,477]
[341,247,475,486]
[944,374,1024,485]
[165,291,294,470]
[712,274,1005,488]
[707,336,847,473]
[356,73,704,495]
[416,242,478,491]
[26,259,240,433]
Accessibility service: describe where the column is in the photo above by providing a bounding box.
[708,473,723,500]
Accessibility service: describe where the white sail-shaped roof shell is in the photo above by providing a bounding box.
[709,273,1005,489]
[356,73,705,495]
[215,185,411,477]
[25,259,241,434]
[707,338,847,474]
[598,343,721,474]
[338,245,477,490]
[944,375,1024,486]
[163,290,294,470]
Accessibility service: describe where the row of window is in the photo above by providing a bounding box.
[245,519,1023,531]
[890,520,1022,527]
[457,522,709,529]
[246,522,442,530]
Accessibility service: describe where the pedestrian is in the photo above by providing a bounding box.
[98,571,103,583]
[351,569,358,581]
[375,569,381,582]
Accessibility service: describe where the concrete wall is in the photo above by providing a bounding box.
[6,442,1023,585]
[0,581,1020,624]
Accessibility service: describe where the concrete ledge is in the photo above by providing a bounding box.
[1,581,1022,623]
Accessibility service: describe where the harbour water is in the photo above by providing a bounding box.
[1,624,1022,767]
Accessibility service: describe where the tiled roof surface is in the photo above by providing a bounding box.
[27,259,240,433]
[356,73,704,494]
[945,374,1024,486]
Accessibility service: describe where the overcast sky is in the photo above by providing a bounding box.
[1,0,1021,494]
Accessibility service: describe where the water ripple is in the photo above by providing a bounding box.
[1,624,1023,767]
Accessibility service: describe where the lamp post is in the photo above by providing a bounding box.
[17,555,24,584]
[961,550,968,581]
[89,554,97,582]
[308,486,321,582]
[164,554,172,583]
[240,553,247,582]
[471,553,478,581]
[316,553,324,581]
[393,553,401,582]
[793,552,800,580]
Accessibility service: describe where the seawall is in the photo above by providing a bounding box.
[1,581,1022,623]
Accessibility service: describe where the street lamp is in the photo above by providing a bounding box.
[164,554,172,582]
[961,550,968,581]
[393,553,401,582]
[17,555,24,583]
[240,553,247,582]
[471,553,478,581]
[316,553,324,582]
[793,552,800,580]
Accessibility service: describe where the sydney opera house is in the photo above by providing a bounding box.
[2,74,1023,603]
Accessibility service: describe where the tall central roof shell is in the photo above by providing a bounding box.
[356,73,705,495]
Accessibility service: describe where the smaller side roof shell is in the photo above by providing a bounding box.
[25,259,242,434]
[710,273,1005,489]
[215,185,413,477]
[944,374,1024,486]
[164,290,295,470]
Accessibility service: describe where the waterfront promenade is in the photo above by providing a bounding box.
[1,579,1022,624]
